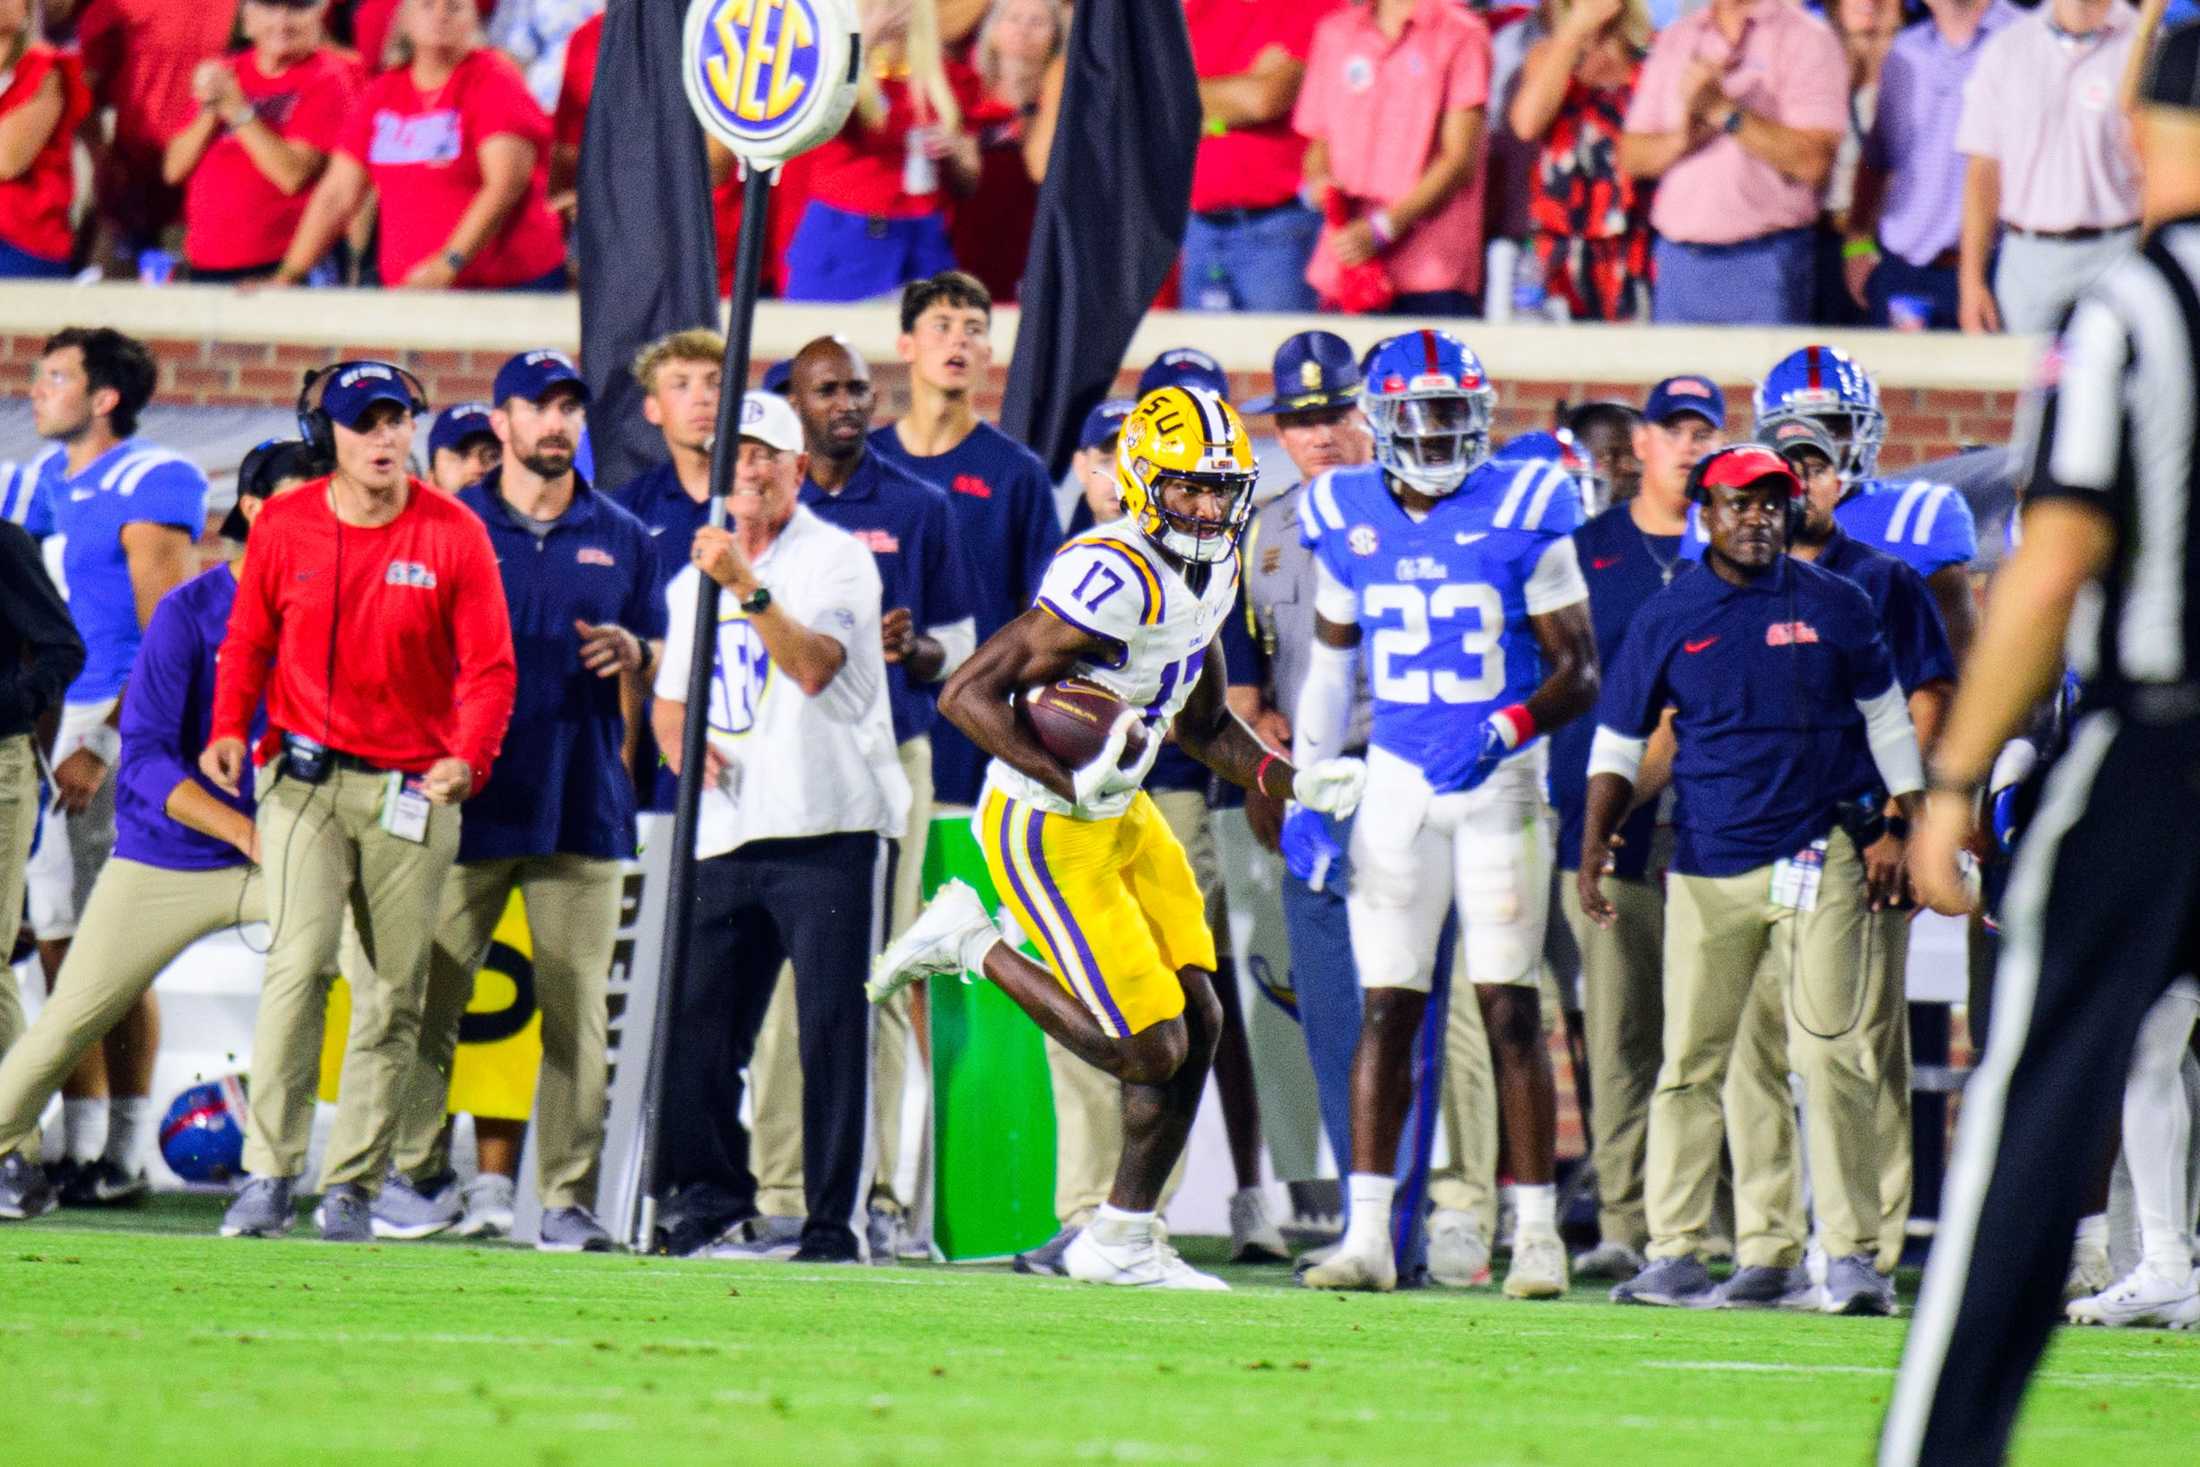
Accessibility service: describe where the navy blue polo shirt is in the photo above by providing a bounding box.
[871,421,1063,805]
[607,461,710,811]
[800,451,975,746]
[1594,556,1896,878]
[1817,526,1955,799]
[457,472,667,862]
[1552,504,1683,878]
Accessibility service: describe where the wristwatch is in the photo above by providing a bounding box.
[441,249,467,274]
[1884,816,1911,840]
[739,585,772,614]
[1722,105,1745,136]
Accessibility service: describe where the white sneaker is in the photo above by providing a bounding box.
[1300,1237,1397,1292]
[1504,1228,1569,1300]
[2066,1264,2200,1327]
[2064,1235,2114,1301]
[453,1173,516,1239]
[1064,1226,1229,1290]
[1228,1188,1290,1264]
[1426,1209,1491,1288]
[1571,1240,1647,1281]
[868,881,996,1004]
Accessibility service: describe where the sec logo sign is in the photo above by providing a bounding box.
[683,0,860,168]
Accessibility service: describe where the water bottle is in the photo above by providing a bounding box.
[902,126,938,198]
[137,249,177,286]
[1512,246,1547,320]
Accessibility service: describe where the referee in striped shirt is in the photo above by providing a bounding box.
[1887,19,2200,1465]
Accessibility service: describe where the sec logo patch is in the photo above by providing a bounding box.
[1348,525,1379,557]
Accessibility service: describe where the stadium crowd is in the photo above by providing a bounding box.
[0,0,2183,328]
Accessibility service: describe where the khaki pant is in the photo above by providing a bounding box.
[390,854,622,1209]
[1647,831,1881,1265]
[0,858,263,1156]
[1865,914,1913,1271]
[0,735,38,1056]
[242,766,460,1189]
[1563,868,1667,1251]
[751,736,933,1216]
[1426,979,1499,1236]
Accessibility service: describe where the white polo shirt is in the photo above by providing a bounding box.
[655,505,911,859]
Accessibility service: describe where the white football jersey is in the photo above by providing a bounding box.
[986,519,1241,819]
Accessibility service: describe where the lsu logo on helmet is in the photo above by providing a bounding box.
[1114,385,1258,565]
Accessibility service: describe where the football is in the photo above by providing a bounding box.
[1020,678,1149,771]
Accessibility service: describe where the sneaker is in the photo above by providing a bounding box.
[703,1215,803,1260]
[0,1152,58,1220]
[1717,1264,1810,1309]
[867,1205,915,1265]
[220,1176,296,1238]
[867,881,995,1003]
[453,1173,517,1239]
[1299,1238,1397,1292]
[315,1183,373,1243]
[1822,1253,1896,1316]
[2065,1235,2113,1300]
[2066,1264,2200,1327]
[537,1205,614,1254]
[1504,1229,1569,1300]
[41,1158,84,1198]
[1013,1224,1081,1277]
[1426,1209,1492,1288]
[1065,1226,1229,1290]
[59,1158,150,1208]
[1291,1240,1341,1277]
[1572,1240,1648,1281]
[2167,1281,2200,1332]
[1229,1188,1290,1264]
[789,1228,862,1265]
[1611,1255,1717,1307]
[370,1170,459,1240]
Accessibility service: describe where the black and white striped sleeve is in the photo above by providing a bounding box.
[2024,293,2134,510]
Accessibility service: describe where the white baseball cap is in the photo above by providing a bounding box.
[738,390,804,455]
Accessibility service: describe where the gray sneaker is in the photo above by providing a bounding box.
[1611,1255,1717,1307]
[453,1173,517,1239]
[538,1205,614,1253]
[1013,1224,1080,1276]
[220,1176,296,1238]
[316,1183,373,1243]
[371,1171,459,1240]
[1572,1240,1648,1281]
[1717,1264,1810,1309]
[1823,1253,1896,1316]
[0,1152,58,1220]
[867,1205,914,1264]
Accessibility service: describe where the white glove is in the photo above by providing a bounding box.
[1070,712,1153,807]
[1293,756,1367,818]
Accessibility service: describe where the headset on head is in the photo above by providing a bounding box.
[1684,443,1807,545]
[295,360,431,458]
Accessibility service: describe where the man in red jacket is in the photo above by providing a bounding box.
[200,360,517,1243]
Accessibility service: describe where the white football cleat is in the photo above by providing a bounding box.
[1300,1238,1397,1292]
[1426,1209,1491,1288]
[2064,1234,2114,1301]
[1504,1228,1569,1300]
[1228,1187,1290,1263]
[2066,1264,2200,1327]
[1064,1227,1229,1290]
[867,880,997,1004]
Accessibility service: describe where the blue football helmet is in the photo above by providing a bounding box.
[1754,345,1885,485]
[1495,427,1604,513]
[1360,329,1496,497]
[159,1075,249,1183]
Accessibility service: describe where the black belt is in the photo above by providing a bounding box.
[2004,222,2137,242]
[1195,200,1305,226]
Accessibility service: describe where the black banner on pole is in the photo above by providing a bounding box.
[998,0,1200,480]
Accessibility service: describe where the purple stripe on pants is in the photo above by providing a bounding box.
[1022,804,1132,1037]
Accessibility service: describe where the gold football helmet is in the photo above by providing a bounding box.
[1113,385,1258,564]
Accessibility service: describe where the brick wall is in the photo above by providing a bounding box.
[0,333,2019,472]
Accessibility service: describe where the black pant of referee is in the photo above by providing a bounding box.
[660,832,887,1261]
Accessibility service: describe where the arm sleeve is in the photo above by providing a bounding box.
[126,459,210,535]
[1444,16,1492,112]
[1588,725,1648,782]
[1887,564,1957,691]
[1591,625,1668,741]
[116,597,203,822]
[1312,557,1359,624]
[1033,540,1151,663]
[1524,536,1589,616]
[1291,638,1356,767]
[211,528,282,744]
[466,50,553,148]
[1951,46,2002,159]
[1291,19,1335,140]
[21,472,53,538]
[1020,462,1066,604]
[920,485,978,650]
[0,521,83,727]
[620,523,669,642]
[1623,28,1683,133]
[1780,20,1852,131]
[292,60,360,151]
[335,89,375,165]
[1222,581,1264,690]
[810,545,885,720]
[446,515,519,788]
[653,567,700,703]
[2032,296,2131,503]
[1856,680,1924,799]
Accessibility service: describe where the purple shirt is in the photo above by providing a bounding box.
[1864,3,2016,267]
[115,564,262,870]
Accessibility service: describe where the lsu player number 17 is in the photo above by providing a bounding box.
[867,385,1368,1291]
[1288,330,1601,1298]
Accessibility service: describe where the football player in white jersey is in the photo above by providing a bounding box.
[870,386,1366,1290]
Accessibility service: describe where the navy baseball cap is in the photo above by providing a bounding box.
[1757,415,1839,468]
[1078,398,1135,451]
[1138,347,1229,399]
[427,401,495,460]
[1239,330,1360,416]
[492,348,590,407]
[220,438,323,540]
[761,359,794,394]
[319,361,420,428]
[1643,374,1725,429]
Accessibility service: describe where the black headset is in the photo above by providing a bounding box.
[1685,443,1807,545]
[295,360,431,457]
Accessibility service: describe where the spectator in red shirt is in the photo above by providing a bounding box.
[782,0,983,302]
[1182,0,1338,313]
[946,0,1064,302]
[270,0,567,290]
[352,0,493,70]
[76,0,235,254]
[0,0,91,278]
[546,3,595,198]
[163,1,364,283]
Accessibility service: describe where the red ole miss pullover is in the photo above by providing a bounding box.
[212,476,517,789]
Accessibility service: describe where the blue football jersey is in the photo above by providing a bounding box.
[1832,477,1976,578]
[1303,458,1584,774]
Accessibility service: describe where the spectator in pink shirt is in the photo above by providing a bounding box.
[1294,0,1493,316]
[1619,0,1848,324]
[1953,0,2142,335]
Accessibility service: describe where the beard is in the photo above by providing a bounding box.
[520,444,575,479]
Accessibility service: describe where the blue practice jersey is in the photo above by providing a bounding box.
[1303,457,1586,775]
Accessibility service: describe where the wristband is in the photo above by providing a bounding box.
[1490,704,1536,751]
[1203,114,1227,138]
[1368,210,1397,247]
[1255,751,1287,799]
[224,104,257,130]
[1721,105,1744,136]
[78,723,122,767]
[1926,772,1981,796]
[1842,237,1879,261]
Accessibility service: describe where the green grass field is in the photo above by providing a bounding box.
[3,1198,2195,1466]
